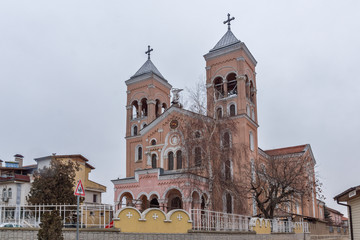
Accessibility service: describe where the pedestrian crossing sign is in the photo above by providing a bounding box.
[74,180,85,196]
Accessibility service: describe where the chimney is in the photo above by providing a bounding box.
[14,154,24,167]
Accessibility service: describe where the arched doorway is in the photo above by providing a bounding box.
[119,192,134,210]
[191,191,200,209]
[139,195,149,212]
[150,198,160,208]
[166,188,183,211]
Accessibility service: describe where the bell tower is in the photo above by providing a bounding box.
[204,14,258,123]
[204,13,259,162]
[124,46,172,177]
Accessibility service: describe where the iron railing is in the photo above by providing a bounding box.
[0,204,113,228]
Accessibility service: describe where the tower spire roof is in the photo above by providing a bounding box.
[131,45,166,80]
[210,30,240,52]
[209,13,241,52]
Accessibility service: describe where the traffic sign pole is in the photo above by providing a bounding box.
[76,195,79,240]
[74,180,85,240]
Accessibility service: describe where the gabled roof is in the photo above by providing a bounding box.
[35,154,90,162]
[263,144,307,156]
[325,206,343,216]
[131,59,166,81]
[334,185,360,202]
[137,105,211,136]
[210,30,241,52]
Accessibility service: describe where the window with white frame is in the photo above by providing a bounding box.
[135,145,143,162]
[229,104,236,116]
[132,125,138,136]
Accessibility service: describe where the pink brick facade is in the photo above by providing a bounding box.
[112,17,320,219]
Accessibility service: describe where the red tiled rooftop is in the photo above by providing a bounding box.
[325,206,343,215]
[264,144,307,156]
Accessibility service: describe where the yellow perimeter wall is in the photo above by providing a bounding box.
[114,207,192,233]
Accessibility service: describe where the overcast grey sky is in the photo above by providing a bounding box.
[0,0,359,214]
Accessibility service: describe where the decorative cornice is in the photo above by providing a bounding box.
[125,73,172,90]
[204,42,257,67]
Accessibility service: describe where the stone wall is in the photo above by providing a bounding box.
[0,228,312,240]
[310,235,349,240]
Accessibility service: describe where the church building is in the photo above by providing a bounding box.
[112,14,320,219]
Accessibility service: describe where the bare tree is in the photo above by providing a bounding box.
[248,153,322,219]
[179,82,249,214]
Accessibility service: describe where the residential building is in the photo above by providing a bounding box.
[0,154,36,206]
[34,154,106,204]
[334,185,360,240]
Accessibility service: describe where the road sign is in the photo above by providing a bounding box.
[74,180,85,197]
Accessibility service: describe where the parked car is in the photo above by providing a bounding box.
[0,223,22,227]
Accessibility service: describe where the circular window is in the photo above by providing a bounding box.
[170,119,179,129]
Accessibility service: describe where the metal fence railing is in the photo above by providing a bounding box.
[0,204,113,228]
[190,209,251,232]
[190,209,309,233]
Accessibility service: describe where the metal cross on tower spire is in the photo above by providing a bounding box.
[223,13,235,31]
[145,45,153,60]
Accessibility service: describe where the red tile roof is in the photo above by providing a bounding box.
[264,144,307,156]
[325,206,343,216]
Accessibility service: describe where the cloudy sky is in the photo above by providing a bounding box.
[1,0,359,213]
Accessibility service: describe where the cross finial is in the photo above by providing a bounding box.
[223,13,235,31]
[145,45,153,60]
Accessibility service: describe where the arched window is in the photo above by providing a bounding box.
[135,146,142,161]
[2,188,6,198]
[132,125,138,136]
[141,123,147,129]
[225,160,231,180]
[227,73,237,96]
[245,77,250,99]
[195,131,201,138]
[176,150,182,169]
[138,146,142,160]
[161,103,167,114]
[150,198,160,208]
[141,98,148,117]
[131,100,139,119]
[226,193,232,213]
[250,81,255,103]
[214,77,224,99]
[194,147,202,166]
[223,132,230,148]
[249,131,254,151]
[151,139,156,145]
[229,104,236,116]
[216,107,223,119]
[155,99,160,117]
[246,105,250,116]
[151,154,157,168]
[7,188,12,198]
[168,152,174,170]
[251,109,255,121]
